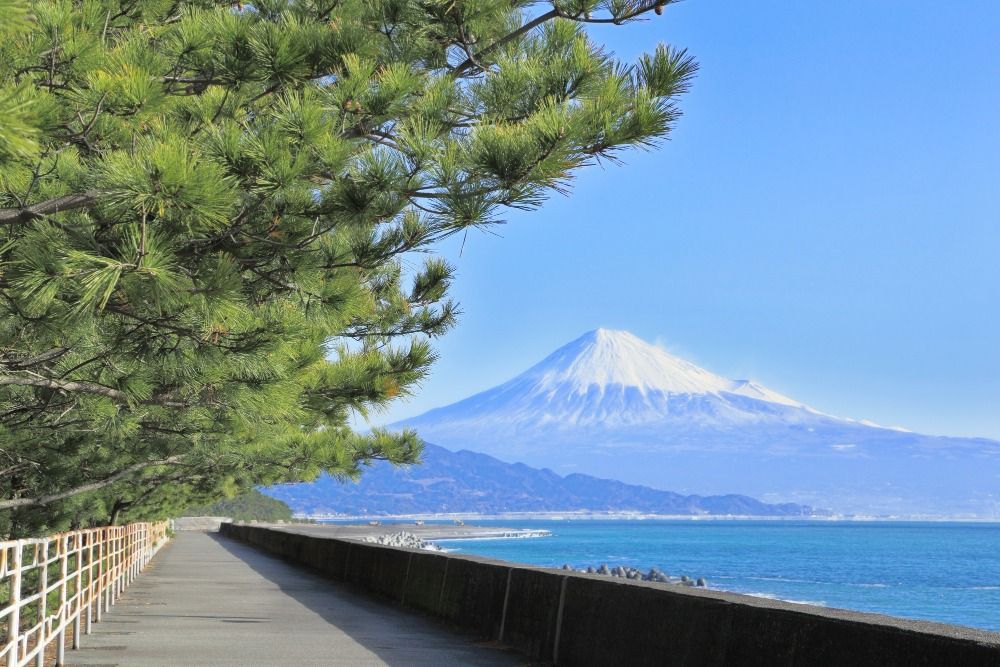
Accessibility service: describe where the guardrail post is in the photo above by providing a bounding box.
[85,532,94,635]
[95,530,104,622]
[108,529,115,607]
[7,542,23,667]
[125,527,130,580]
[115,528,121,601]
[121,528,126,587]
[123,527,129,586]
[107,528,115,609]
[126,527,132,583]
[120,528,125,592]
[57,535,69,666]
[73,534,83,648]
[35,542,48,667]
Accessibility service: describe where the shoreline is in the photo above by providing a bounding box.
[261,522,552,542]
[295,511,1000,523]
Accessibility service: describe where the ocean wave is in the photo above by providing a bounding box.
[746,575,890,589]
[435,532,549,542]
[745,575,823,585]
[745,592,827,607]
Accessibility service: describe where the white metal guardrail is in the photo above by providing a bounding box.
[0,522,168,667]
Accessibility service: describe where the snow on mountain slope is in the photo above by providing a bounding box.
[527,329,806,410]
[526,328,736,396]
[404,329,818,430]
[393,330,1000,516]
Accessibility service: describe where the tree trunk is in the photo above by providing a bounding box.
[109,499,125,525]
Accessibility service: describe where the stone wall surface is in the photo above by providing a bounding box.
[220,523,1000,667]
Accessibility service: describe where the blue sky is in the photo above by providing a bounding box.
[376,1,1000,439]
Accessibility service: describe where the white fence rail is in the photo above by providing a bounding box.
[0,522,168,667]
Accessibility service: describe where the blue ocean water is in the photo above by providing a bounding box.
[431,520,1000,631]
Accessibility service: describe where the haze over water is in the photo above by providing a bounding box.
[432,519,1000,631]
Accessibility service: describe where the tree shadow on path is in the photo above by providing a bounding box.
[206,533,527,667]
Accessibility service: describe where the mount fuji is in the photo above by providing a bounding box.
[394,329,1000,516]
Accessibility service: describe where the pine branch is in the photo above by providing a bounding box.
[452,9,558,77]
[0,347,70,369]
[0,190,100,224]
[0,456,184,510]
[0,375,189,408]
[451,1,672,76]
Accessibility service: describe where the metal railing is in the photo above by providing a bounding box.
[0,522,168,667]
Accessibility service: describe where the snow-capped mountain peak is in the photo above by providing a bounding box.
[517,328,807,409]
[393,329,1000,515]
[402,328,813,433]
[525,328,734,396]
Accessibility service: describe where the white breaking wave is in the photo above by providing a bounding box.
[746,592,827,607]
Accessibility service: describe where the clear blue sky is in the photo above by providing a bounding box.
[376,1,1000,439]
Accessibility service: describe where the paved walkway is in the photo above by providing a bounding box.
[67,532,526,666]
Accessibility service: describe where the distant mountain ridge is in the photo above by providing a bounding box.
[266,443,823,517]
[393,329,1000,516]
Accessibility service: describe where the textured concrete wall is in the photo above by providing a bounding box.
[220,523,1000,667]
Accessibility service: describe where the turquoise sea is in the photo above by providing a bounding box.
[429,520,1000,631]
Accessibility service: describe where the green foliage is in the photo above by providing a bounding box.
[181,489,293,522]
[0,0,41,161]
[0,0,694,536]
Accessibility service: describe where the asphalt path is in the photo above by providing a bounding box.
[66,531,527,666]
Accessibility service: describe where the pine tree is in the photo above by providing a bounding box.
[0,0,695,535]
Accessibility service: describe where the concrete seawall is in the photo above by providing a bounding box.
[220,523,1000,666]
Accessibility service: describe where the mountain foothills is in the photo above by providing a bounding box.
[267,443,822,517]
[390,330,1000,517]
